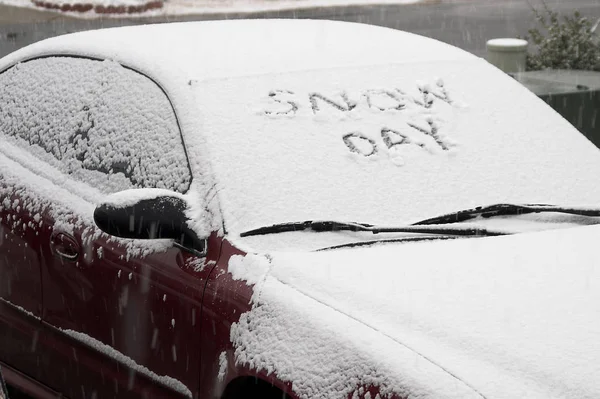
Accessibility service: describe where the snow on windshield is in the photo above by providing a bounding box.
[196,60,600,236]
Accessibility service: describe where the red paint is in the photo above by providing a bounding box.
[0,362,60,399]
[0,187,403,399]
[0,191,297,399]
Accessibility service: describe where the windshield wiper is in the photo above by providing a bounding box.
[240,220,507,238]
[413,203,600,226]
[240,204,600,238]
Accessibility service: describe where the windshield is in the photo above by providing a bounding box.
[195,61,600,237]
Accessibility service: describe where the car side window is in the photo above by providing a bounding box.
[0,57,191,194]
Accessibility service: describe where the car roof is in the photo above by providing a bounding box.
[0,19,477,81]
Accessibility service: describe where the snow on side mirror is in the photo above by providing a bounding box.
[93,188,205,253]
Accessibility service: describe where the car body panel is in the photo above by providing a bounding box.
[0,54,213,398]
[0,360,60,399]
[254,224,600,398]
[0,158,47,384]
[41,229,204,398]
[0,190,43,318]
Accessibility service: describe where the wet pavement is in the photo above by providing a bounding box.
[1,0,600,58]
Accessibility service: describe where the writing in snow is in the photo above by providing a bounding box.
[261,80,458,162]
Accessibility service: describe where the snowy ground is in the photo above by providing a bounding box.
[0,0,427,17]
[163,0,427,15]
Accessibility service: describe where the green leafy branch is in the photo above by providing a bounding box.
[525,1,600,71]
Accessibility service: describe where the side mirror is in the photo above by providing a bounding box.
[93,189,205,254]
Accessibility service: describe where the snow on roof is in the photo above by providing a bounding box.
[0,20,476,80]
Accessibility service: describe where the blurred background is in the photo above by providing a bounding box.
[0,0,598,59]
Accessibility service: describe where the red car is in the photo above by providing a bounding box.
[2,20,600,399]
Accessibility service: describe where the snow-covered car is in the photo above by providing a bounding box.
[2,19,600,399]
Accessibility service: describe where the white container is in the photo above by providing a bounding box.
[486,38,528,73]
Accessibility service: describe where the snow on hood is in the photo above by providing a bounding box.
[230,225,600,398]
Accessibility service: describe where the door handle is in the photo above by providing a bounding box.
[50,232,80,261]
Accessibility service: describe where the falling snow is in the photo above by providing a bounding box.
[3,17,600,399]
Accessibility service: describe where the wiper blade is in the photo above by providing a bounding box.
[240,220,507,237]
[316,236,461,252]
[240,204,600,238]
[413,203,600,226]
[240,220,372,237]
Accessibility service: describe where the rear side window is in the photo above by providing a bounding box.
[0,57,191,194]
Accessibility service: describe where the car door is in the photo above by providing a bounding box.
[0,56,219,399]
[0,144,44,383]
